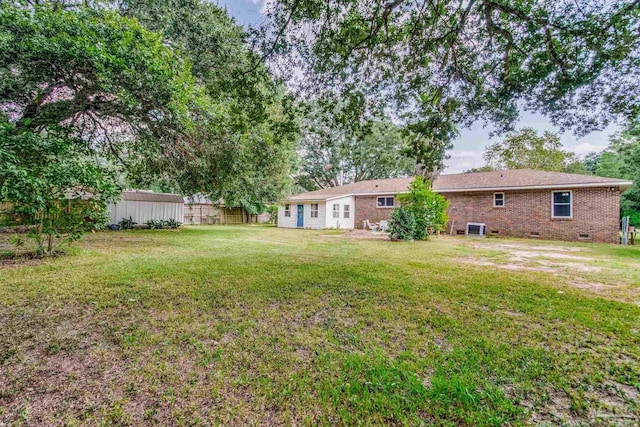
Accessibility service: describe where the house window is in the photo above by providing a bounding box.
[377,196,395,208]
[284,204,291,217]
[552,191,572,218]
[493,192,505,207]
[344,204,350,218]
[332,204,340,218]
[310,203,319,218]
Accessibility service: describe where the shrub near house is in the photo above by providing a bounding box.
[393,177,448,240]
[0,124,119,257]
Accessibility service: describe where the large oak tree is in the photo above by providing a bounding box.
[256,0,640,176]
[1,1,301,216]
[296,104,414,190]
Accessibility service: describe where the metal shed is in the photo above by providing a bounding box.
[108,190,184,225]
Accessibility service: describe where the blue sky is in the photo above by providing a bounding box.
[218,0,619,173]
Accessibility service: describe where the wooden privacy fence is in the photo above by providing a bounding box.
[184,204,221,225]
[184,205,266,225]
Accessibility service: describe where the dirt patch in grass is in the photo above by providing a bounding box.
[458,238,640,303]
[343,229,389,240]
[0,256,46,268]
[475,243,586,253]
[318,229,389,241]
[469,259,557,273]
[0,304,132,425]
[509,250,592,262]
[530,391,582,426]
[569,279,623,292]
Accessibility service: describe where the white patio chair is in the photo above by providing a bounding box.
[364,219,379,231]
[379,220,388,232]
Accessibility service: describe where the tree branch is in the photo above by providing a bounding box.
[243,0,301,75]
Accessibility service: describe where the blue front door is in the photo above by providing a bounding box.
[297,205,304,227]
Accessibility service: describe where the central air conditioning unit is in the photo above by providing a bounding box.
[466,222,486,237]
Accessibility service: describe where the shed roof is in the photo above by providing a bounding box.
[285,170,632,201]
[122,190,184,203]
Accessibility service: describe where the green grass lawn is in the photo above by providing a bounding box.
[1,226,639,426]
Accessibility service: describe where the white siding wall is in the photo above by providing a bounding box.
[108,200,184,225]
[277,202,327,229]
[304,202,326,229]
[277,203,296,228]
[325,195,355,229]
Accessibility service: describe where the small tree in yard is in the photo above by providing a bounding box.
[0,124,120,256]
[391,177,448,241]
[388,206,416,241]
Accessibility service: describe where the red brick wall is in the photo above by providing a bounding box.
[355,188,621,243]
[444,187,620,243]
[354,195,396,229]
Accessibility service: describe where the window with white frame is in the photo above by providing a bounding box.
[493,192,505,207]
[284,204,291,217]
[310,203,319,218]
[343,204,350,218]
[377,196,395,208]
[552,191,572,218]
[332,204,340,218]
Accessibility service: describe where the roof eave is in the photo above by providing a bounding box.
[282,198,328,203]
[284,190,411,203]
[435,181,633,193]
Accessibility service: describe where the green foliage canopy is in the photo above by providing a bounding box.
[0,122,120,255]
[0,1,301,216]
[259,0,640,173]
[119,0,301,212]
[296,104,414,190]
[592,123,640,225]
[0,4,202,160]
[483,128,582,172]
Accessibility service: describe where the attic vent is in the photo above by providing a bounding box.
[530,231,540,237]
[579,233,590,239]
[466,223,486,237]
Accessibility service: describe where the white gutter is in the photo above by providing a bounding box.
[281,198,327,203]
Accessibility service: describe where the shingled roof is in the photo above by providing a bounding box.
[285,170,632,201]
[433,169,632,192]
[287,177,414,201]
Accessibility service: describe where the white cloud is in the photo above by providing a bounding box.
[251,0,272,14]
[567,141,608,156]
[444,150,486,174]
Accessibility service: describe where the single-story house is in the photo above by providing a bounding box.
[108,190,184,225]
[278,170,633,243]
